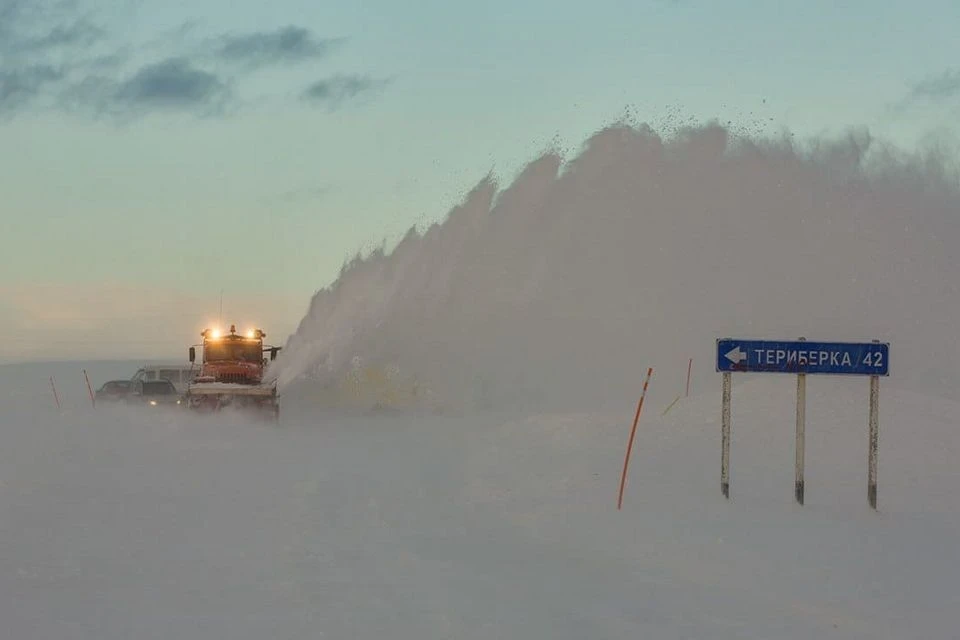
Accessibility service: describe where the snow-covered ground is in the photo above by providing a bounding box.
[1,365,957,639]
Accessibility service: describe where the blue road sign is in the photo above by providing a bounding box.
[716,338,889,376]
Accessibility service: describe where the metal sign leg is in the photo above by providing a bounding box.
[722,372,731,499]
[868,374,879,509]
[796,372,806,505]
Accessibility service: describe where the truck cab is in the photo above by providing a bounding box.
[188,325,280,385]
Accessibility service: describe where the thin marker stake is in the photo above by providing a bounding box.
[50,376,61,412]
[662,395,681,416]
[83,369,96,409]
[618,367,654,510]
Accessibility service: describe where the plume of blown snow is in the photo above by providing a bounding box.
[270,121,960,412]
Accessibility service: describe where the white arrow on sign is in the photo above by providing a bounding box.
[725,346,747,364]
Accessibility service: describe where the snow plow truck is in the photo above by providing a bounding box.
[184,324,282,421]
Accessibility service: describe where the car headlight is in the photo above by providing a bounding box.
[149,400,157,406]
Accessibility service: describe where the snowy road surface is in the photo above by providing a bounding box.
[1,376,958,639]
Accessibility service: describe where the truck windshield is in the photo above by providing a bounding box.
[204,340,263,363]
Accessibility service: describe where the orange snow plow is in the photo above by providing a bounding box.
[184,324,281,422]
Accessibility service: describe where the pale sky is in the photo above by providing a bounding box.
[2,0,958,362]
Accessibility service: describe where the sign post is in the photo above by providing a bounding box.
[868,339,880,509]
[721,371,731,499]
[716,337,889,508]
[795,337,806,505]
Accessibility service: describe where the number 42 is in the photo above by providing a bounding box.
[863,352,884,367]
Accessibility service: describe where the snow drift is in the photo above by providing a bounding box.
[272,121,959,412]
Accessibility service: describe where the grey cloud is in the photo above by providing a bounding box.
[213,26,344,69]
[887,68,960,118]
[87,48,130,71]
[59,57,232,120]
[0,65,63,113]
[114,58,227,108]
[0,2,379,121]
[301,74,391,109]
[910,69,960,102]
[0,0,106,54]
[0,0,26,30]
[0,0,110,112]
[18,19,106,52]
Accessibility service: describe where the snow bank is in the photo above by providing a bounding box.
[270,122,960,413]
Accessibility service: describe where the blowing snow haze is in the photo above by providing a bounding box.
[272,122,960,412]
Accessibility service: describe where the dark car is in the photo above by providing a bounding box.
[95,380,132,403]
[126,379,182,408]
